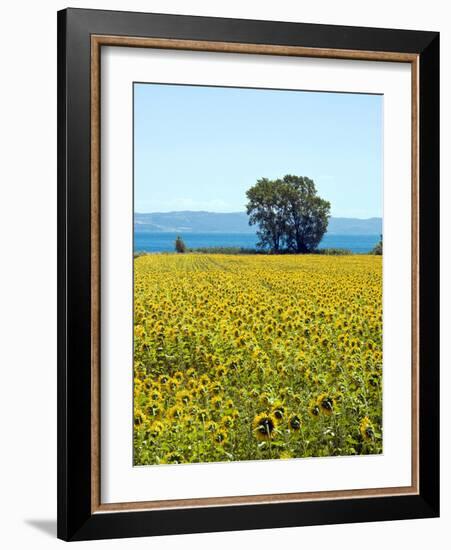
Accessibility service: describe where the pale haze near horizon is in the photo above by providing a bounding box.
[134,83,383,219]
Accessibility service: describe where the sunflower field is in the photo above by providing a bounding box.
[133,254,382,465]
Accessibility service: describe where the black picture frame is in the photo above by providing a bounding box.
[57,7,439,541]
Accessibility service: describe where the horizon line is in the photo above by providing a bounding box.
[134,210,382,220]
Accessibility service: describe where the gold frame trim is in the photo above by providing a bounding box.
[90,35,420,514]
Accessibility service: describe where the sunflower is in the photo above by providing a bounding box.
[162,451,184,464]
[230,409,240,420]
[183,414,195,429]
[368,372,380,389]
[167,377,180,392]
[213,428,228,445]
[145,402,162,418]
[252,412,278,441]
[279,387,291,399]
[308,400,321,420]
[147,421,164,439]
[359,417,375,441]
[272,401,285,421]
[205,420,218,432]
[227,359,239,371]
[215,365,227,377]
[186,367,197,378]
[134,410,145,427]
[143,379,153,392]
[148,388,162,402]
[221,415,234,429]
[173,370,184,382]
[317,393,334,416]
[210,382,223,395]
[258,393,271,407]
[158,374,169,386]
[280,366,289,379]
[167,405,183,420]
[186,378,198,392]
[176,389,191,405]
[210,396,223,411]
[134,325,145,339]
[289,414,301,431]
[224,398,234,410]
[236,337,246,348]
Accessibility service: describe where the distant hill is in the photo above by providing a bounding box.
[135,211,382,235]
[135,211,252,233]
[327,217,382,235]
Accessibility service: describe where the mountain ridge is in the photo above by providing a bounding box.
[135,211,382,235]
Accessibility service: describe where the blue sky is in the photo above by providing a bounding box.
[134,83,382,218]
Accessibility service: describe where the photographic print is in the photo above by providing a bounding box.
[133,82,383,466]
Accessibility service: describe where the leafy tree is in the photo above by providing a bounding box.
[280,175,330,253]
[245,178,287,252]
[175,235,186,253]
[246,175,330,253]
[371,234,383,255]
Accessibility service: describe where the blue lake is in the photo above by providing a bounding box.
[134,232,380,254]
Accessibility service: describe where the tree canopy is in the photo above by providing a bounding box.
[175,235,186,253]
[246,175,330,253]
[371,234,383,255]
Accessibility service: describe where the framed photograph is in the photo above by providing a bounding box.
[57,8,439,541]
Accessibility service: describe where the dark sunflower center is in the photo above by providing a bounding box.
[168,454,183,463]
[321,398,333,410]
[258,418,274,433]
[290,416,301,429]
[365,427,374,438]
